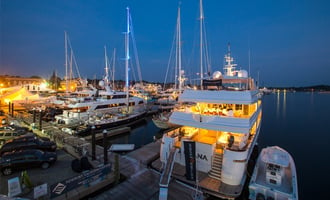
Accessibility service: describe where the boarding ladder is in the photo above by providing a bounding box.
[208,152,223,180]
[159,147,179,200]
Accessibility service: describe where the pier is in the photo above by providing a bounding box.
[92,140,198,200]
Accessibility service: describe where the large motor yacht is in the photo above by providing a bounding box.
[159,48,262,199]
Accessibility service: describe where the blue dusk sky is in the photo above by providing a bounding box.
[1,0,330,87]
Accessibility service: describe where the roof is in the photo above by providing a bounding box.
[179,89,260,104]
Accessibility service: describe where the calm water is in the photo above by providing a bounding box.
[258,92,330,200]
[105,92,330,200]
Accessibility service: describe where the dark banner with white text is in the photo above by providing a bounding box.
[184,141,196,181]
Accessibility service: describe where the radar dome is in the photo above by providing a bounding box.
[98,80,105,87]
[237,70,248,78]
[212,71,222,79]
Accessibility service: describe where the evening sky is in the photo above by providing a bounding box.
[1,0,330,87]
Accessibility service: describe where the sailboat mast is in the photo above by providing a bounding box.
[125,7,130,111]
[104,45,109,87]
[199,0,204,89]
[70,49,73,90]
[112,48,116,90]
[64,31,68,93]
[178,5,182,93]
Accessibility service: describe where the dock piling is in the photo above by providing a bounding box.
[103,129,108,164]
[92,125,96,160]
[39,110,42,131]
[11,103,14,117]
[33,109,36,123]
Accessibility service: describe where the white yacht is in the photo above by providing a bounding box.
[159,47,262,199]
[249,146,298,200]
[54,90,146,125]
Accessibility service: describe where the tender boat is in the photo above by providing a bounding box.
[249,146,298,200]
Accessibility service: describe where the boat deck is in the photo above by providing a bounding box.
[152,158,243,199]
[254,159,293,194]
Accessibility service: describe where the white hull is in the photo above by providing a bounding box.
[55,96,146,125]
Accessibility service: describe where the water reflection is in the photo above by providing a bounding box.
[310,91,314,106]
[282,90,286,119]
[276,90,287,119]
[99,117,161,149]
[276,90,280,118]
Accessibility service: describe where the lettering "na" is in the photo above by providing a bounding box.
[197,154,208,161]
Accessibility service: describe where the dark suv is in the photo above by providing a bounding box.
[0,149,57,175]
[0,135,57,156]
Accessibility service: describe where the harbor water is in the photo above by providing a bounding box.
[258,92,330,200]
[103,92,329,200]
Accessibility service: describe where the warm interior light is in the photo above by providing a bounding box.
[217,133,228,144]
[40,83,47,89]
[4,99,11,104]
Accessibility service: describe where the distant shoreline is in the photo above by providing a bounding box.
[266,85,330,92]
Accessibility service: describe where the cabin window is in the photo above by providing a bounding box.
[95,105,110,109]
[243,105,249,115]
[235,104,242,111]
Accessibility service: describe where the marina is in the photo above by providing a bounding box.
[2,0,330,199]
[1,41,264,199]
[1,90,330,199]
[0,109,200,199]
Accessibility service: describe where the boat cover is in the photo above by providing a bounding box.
[261,146,290,167]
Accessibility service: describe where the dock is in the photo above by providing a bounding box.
[92,140,198,200]
[84,127,131,141]
[2,110,203,200]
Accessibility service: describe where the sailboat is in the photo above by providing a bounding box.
[152,5,185,129]
[73,8,148,136]
[54,14,147,135]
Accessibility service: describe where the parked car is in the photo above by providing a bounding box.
[0,131,29,146]
[0,149,57,175]
[0,135,57,156]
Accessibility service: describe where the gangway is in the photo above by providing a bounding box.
[159,147,179,200]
